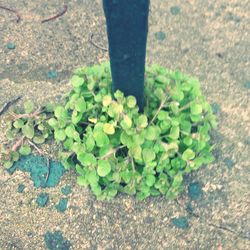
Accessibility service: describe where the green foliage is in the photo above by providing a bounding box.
[1,62,217,201]
[0,104,54,168]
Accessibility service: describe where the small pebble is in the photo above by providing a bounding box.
[223,158,235,168]
[170,6,181,15]
[7,42,16,50]
[47,70,58,79]
[155,31,166,41]
[17,184,25,193]
[244,81,250,89]
[61,185,72,196]
[55,198,68,213]
[172,217,189,229]
[188,182,203,200]
[36,193,49,207]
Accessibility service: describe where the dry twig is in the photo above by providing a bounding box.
[98,145,126,160]
[27,140,43,154]
[41,4,68,23]
[11,136,25,152]
[89,34,108,51]
[0,5,21,22]
[45,158,51,183]
[11,108,43,120]
[0,96,22,117]
[149,95,169,125]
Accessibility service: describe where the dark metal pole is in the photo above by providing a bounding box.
[103,0,150,112]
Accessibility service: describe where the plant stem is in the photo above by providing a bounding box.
[130,157,136,172]
[179,101,195,112]
[98,145,126,160]
[149,95,169,125]
[11,136,25,151]
[11,108,43,120]
[27,140,43,154]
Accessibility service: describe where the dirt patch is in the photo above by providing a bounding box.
[0,0,249,249]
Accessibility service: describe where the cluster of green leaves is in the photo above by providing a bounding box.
[1,62,217,200]
[48,62,216,200]
[1,101,54,168]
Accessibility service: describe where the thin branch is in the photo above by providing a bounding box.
[149,95,169,125]
[45,158,50,184]
[130,157,136,172]
[11,136,25,151]
[27,140,43,154]
[0,5,21,22]
[41,4,68,23]
[79,121,94,126]
[98,145,126,160]
[0,96,22,117]
[11,108,43,120]
[179,101,193,112]
[89,34,108,51]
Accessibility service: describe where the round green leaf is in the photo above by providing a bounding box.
[22,123,35,139]
[54,129,66,141]
[4,161,14,169]
[121,170,133,184]
[71,142,85,154]
[137,115,148,128]
[93,131,109,147]
[33,136,45,144]
[77,152,96,166]
[13,119,24,129]
[97,160,111,177]
[157,111,169,121]
[24,100,34,114]
[170,88,184,101]
[155,75,169,84]
[86,171,99,185]
[145,126,159,141]
[190,103,202,115]
[146,175,156,187]
[77,176,88,187]
[183,136,193,146]
[75,97,86,112]
[10,151,20,161]
[103,123,115,135]
[54,106,68,120]
[19,145,31,156]
[63,138,74,150]
[48,118,58,128]
[120,132,133,148]
[103,95,112,106]
[71,75,84,87]
[182,149,195,161]
[120,116,132,129]
[86,136,95,151]
[71,110,82,125]
[127,96,137,108]
[129,146,142,160]
[142,148,156,163]
[168,126,180,140]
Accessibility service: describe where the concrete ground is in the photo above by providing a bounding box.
[0,0,249,249]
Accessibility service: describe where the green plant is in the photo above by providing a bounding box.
[1,62,217,200]
[0,101,54,169]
